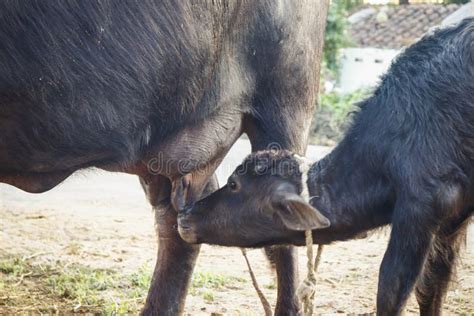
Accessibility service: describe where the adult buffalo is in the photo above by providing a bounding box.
[0,1,328,314]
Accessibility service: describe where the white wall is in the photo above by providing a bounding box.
[338,47,399,94]
[442,2,474,26]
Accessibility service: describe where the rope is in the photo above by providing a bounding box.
[296,229,324,316]
[241,230,324,316]
[241,248,273,316]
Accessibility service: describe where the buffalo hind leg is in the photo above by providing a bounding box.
[142,175,218,315]
[377,201,438,316]
[415,212,470,316]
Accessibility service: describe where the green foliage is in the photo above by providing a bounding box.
[340,0,365,12]
[192,271,233,289]
[443,0,470,4]
[190,271,245,292]
[202,290,215,303]
[0,257,25,276]
[323,0,362,77]
[311,90,368,145]
[0,257,250,314]
[189,271,246,303]
[48,267,115,304]
[130,263,152,289]
[324,1,349,76]
[319,89,367,125]
[0,257,150,314]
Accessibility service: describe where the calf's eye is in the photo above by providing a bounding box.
[228,180,238,191]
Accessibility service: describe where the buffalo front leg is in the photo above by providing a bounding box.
[242,2,328,313]
[141,175,218,315]
[271,246,300,316]
[142,201,200,315]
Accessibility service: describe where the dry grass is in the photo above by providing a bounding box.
[0,257,248,315]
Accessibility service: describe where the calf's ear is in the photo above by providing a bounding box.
[272,193,330,231]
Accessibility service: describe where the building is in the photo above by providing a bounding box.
[338,2,474,93]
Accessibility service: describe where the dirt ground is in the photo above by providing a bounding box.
[1,141,473,315]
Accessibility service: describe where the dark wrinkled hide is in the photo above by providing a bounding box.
[181,19,474,315]
[0,1,245,179]
[0,1,328,314]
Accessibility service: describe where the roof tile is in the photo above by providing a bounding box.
[349,4,461,49]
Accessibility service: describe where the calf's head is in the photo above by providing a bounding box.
[177,150,330,247]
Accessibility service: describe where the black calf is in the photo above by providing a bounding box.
[180,18,474,315]
[308,18,474,315]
